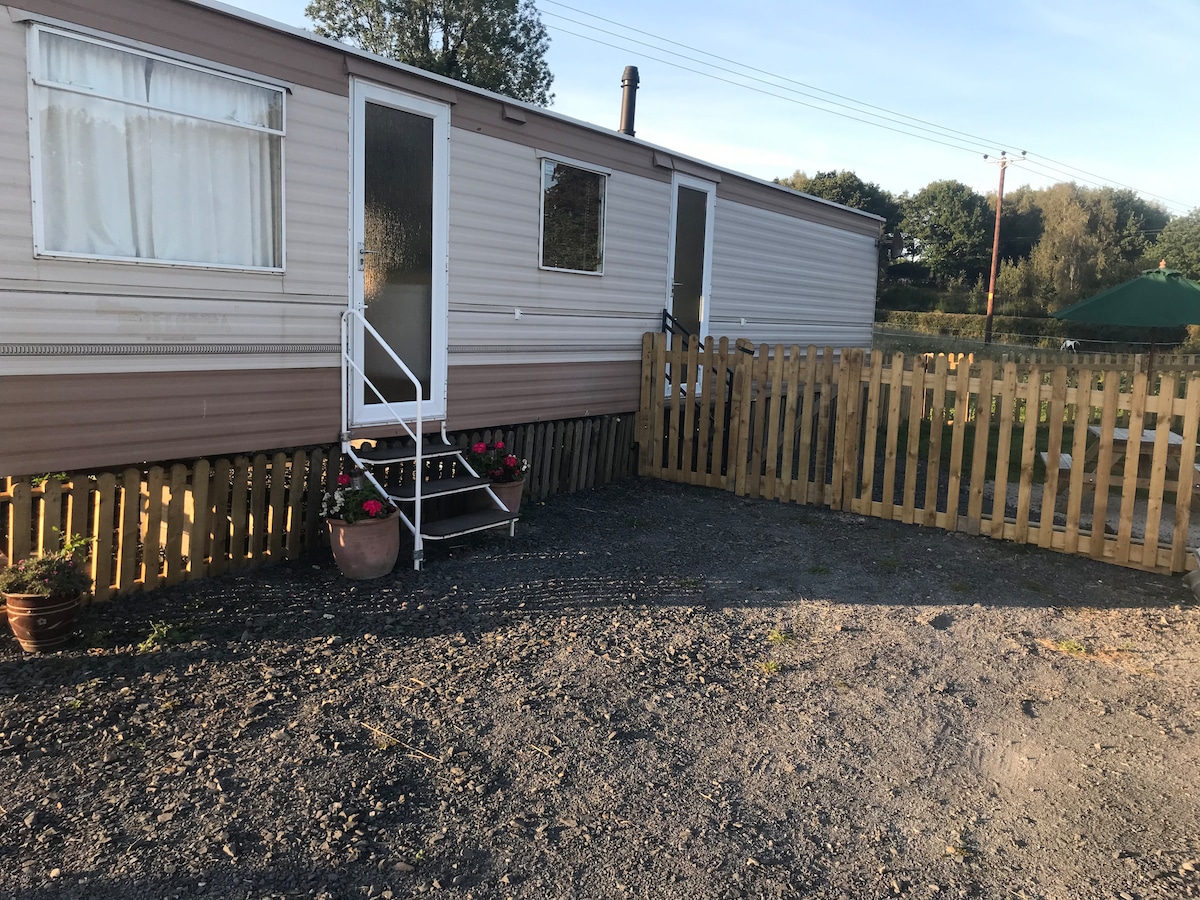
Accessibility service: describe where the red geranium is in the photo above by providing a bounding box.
[466,440,528,484]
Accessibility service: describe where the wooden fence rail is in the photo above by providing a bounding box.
[638,332,1199,574]
[1,413,637,600]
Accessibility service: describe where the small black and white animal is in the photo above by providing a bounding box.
[1060,339,1079,353]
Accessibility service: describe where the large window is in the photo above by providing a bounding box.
[29,26,284,270]
[539,156,606,274]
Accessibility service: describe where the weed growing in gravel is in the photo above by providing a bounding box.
[944,832,977,861]
[767,628,792,644]
[1053,639,1087,655]
[756,660,782,676]
[877,558,901,573]
[1019,579,1045,593]
[137,621,172,653]
[949,580,971,593]
[808,564,831,574]
[678,576,702,590]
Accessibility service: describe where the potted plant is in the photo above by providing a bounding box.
[467,440,530,514]
[322,469,400,579]
[0,536,93,652]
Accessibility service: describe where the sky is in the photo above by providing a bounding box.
[218,0,1200,216]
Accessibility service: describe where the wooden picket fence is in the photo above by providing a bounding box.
[638,332,1200,574]
[0,413,636,600]
[928,350,1200,374]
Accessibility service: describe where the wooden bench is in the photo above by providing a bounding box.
[1039,451,1072,472]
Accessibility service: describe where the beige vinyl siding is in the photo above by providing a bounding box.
[0,12,36,281]
[709,198,879,348]
[446,128,669,366]
[0,292,338,375]
[0,367,340,475]
[278,84,351,299]
[447,360,639,430]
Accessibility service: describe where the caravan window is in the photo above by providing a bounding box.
[539,156,606,275]
[28,27,284,271]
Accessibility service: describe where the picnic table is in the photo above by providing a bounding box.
[1041,425,1192,495]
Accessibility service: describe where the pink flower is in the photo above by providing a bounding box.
[505,455,518,467]
[472,442,487,454]
[362,499,383,517]
[494,441,505,450]
[337,474,352,486]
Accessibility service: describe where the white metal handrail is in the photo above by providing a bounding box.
[340,308,426,569]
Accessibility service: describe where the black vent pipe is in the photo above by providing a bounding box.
[619,66,639,136]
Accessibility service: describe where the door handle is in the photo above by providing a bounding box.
[357,242,379,271]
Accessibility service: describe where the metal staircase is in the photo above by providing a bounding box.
[340,309,519,570]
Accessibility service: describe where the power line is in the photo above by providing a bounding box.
[541,6,1004,157]
[544,23,1001,158]
[540,0,1195,213]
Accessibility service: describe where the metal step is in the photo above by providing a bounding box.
[390,474,491,501]
[355,441,461,465]
[421,509,518,540]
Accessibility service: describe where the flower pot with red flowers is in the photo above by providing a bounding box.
[322,470,400,580]
[0,536,93,652]
[467,440,530,515]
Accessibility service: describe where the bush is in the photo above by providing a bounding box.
[0,538,92,597]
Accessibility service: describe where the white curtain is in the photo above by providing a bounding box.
[36,31,281,268]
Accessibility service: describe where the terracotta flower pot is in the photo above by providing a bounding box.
[4,592,81,653]
[327,515,400,580]
[490,479,525,515]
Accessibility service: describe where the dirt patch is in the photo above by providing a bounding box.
[1,478,1198,899]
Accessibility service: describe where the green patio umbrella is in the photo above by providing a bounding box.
[1052,263,1200,327]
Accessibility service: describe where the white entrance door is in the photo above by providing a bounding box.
[349,80,449,425]
[666,173,716,344]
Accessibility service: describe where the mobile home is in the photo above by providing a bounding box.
[0,0,882,478]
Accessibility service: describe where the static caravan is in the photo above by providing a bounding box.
[0,0,882,480]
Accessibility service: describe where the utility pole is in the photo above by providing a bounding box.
[983,150,1025,345]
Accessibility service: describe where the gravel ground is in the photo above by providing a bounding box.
[2,478,1198,900]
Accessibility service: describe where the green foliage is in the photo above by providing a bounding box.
[467,439,528,483]
[755,659,782,676]
[321,471,395,523]
[30,472,68,488]
[1155,209,1200,279]
[900,180,992,284]
[875,309,1186,352]
[1054,638,1088,655]
[0,535,92,597]
[769,163,1178,320]
[1029,184,1166,309]
[776,169,900,229]
[137,621,172,653]
[304,0,554,105]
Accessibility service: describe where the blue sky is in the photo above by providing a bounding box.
[219,0,1199,216]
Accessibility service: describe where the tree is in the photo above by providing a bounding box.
[775,169,900,230]
[305,0,553,105]
[1154,209,1200,279]
[995,184,1043,265]
[1029,184,1169,309]
[900,180,991,283]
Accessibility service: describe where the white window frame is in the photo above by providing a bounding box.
[536,150,610,276]
[26,23,287,273]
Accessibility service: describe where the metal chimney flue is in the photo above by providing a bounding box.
[619,66,639,136]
